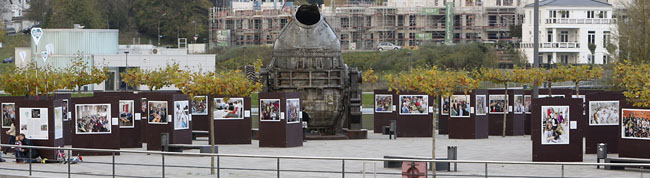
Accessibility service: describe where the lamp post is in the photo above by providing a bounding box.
[158,13,167,46]
[124,51,130,91]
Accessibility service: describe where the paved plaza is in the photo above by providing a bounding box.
[0,133,647,178]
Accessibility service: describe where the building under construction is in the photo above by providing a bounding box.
[209,0,533,50]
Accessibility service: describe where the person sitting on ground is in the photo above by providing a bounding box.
[14,134,39,163]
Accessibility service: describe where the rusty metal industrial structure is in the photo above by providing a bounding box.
[260,5,362,135]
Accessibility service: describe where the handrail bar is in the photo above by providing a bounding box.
[3,144,650,167]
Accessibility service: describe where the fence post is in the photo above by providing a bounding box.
[277,158,280,178]
[162,154,165,178]
[112,152,116,178]
[217,155,220,178]
[561,164,564,178]
[29,148,32,176]
[342,159,345,178]
[484,162,488,178]
[67,149,71,178]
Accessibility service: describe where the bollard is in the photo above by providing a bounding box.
[389,120,397,139]
[447,146,458,172]
[597,143,607,169]
[160,133,170,152]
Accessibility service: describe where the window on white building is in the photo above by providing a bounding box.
[549,10,557,18]
[560,55,568,64]
[587,11,595,19]
[598,11,607,18]
[603,31,610,48]
[588,31,595,44]
[559,11,570,18]
[603,55,608,64]
[560,31,568,42]
[548,30,552,42]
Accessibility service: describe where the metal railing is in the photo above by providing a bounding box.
[520,42,580,49]
[1,144,649,178]
[545,18,616,24]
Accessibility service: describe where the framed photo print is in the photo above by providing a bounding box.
[475,95,487,115]
[75,104,111,134]
[174,101,190,130]
[589,101,619,126]
[621,109,650,140]
[286,99,301,124]
[214,98,244,120]
[191,96,208,115]
[514,95,525,114]
[488,95,507,114]
[119,100,135,128]
[449,95,470,117]
[524,95,532,114]
[441,97,450,115]
[399,95,429,115]
[2,103,15,128]
[148,101,168,124]
[374,95,392,113]
[260,99,281,121]
[541,106,570,145]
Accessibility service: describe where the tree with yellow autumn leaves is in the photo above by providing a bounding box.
[173,69,262,175]
[121,63,181,91]
[386,66,478,173]
[614,61,650,107]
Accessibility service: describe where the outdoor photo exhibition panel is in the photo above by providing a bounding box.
[258,92,302,147]
[584,91,625,154]
[448,90,489,139]
[372,90,397,134]
[210,96,252,144]
[532,98,583,162]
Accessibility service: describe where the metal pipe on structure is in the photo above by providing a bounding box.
[533,0,539,99]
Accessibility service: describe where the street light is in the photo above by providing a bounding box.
[158,13,167,46]
[124,51,130,91]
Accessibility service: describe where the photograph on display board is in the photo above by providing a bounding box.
[514,95,525,114]
[54,107,63,139]
[441,97,450,115]
[541,106,570,144]
[589,101,619,126]
[75,104,111,134]
[214,98,244,119]
[62,99,69,121]
[399,95,429,115]
[286,99,300,123]
[174,101,190,130]
[475,95,487,115]
[450,95,470,117]
[191,96,208,115]
[2,103,15,128]
[539,95,565,98]
[374,95,392,113]
[19,108,49,140]
[140,98,148,114]
[148,101,168,124]
[119,100,135,128]
[260,99,281,121]
[524,95,532,114]
[488,95,507,114]
[621,109,650,140]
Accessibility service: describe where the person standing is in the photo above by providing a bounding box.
[301,107,310,142]
[3,118,16,154]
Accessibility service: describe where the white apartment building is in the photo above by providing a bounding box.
[520,0,620,65]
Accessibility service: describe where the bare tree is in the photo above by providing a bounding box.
[614,0,650,63]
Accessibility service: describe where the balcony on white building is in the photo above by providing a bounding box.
[520,42,580,49]
[545,18,616,24]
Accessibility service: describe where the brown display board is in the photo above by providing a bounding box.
[190,95,210,131]
[209,95,252,144]
[448,90,488,139]
[618,103,650,159]
[70,96,120,156]
[0,96,26,146]
[394,92,433,137]
[141,92,192,150]
[9,96,66,159]
[584,90,623,154]
[531,98,583,162]
[487,90,525,136]
[258,92,303,147]
[372,90,395,134]
[524,90,531,135]
[94,92,143,148]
